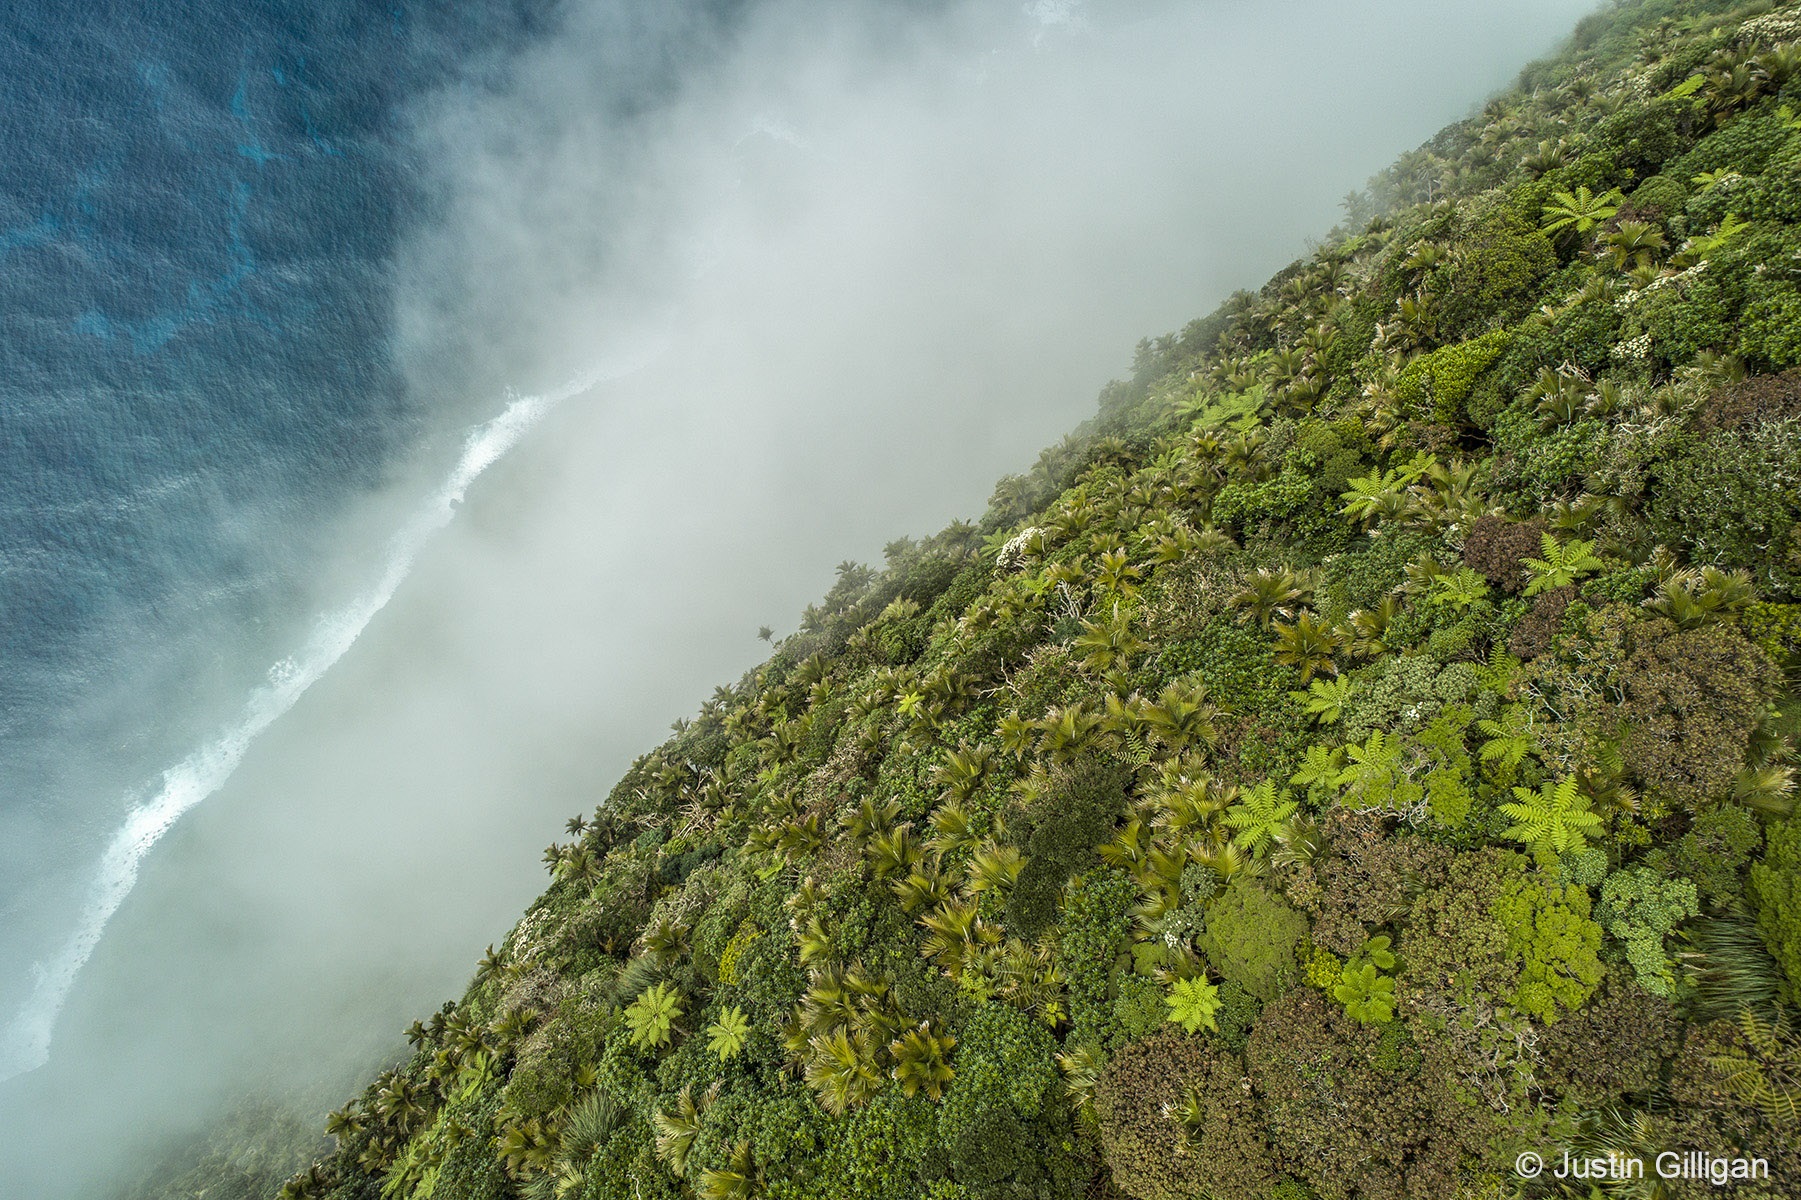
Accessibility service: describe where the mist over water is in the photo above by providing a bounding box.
[0,0,1596,1194]
[0,0,559,1048]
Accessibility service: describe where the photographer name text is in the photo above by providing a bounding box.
[1515,1149,1770,1186]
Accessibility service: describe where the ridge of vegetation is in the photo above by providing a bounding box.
[143,2,1801,1197]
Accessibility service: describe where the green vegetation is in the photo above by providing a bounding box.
[131,3,1801,1197]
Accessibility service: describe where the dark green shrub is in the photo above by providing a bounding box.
[1094,1029,1272,1200]
[1751,134,1801,222]
[1462,515,1546,592]
[1663,803,1763,909]
[1062,870,1137,1046]
[1620,618,1782,805]
[1672,104,1799,179]
[1646,424,1801,596]
[935,1005,1072,1195]
[1245,989,1485,1200]
[1590,93,1693,179]
[427,1085,511,1200]
[1751,814,1801,1004]
[1740,284,1801,369]
[1626,172,1690,223]
[1006,760,1131,939]
[1438,207,1557,339]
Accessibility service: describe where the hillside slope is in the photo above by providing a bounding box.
[265,2,1801,1198]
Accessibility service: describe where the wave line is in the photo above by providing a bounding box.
[0,365,620,1084]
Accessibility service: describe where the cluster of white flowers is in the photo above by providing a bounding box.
[995,526,1044,571]
[1611,332,1654,361]
[1615,259,1709,311]
[1738,11,1801,45]
[510,906,552,964]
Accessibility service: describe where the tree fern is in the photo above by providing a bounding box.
[1477,705,1534,782]
[1708,1008,1801,1124]
[1540,185,1621,235]
[1166,974,1222,1033]
[1295,675,1354,724]
[625,982,684,1050]
[706,1006,752,1061]
[1222,780,1298,855]
[1500,778,1603,862]
[1522,533,1603,595]
[1335,730,1422,811]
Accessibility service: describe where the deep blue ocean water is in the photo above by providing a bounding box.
[0,0,562,1021]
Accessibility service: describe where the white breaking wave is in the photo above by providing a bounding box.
[0,357,641,1085]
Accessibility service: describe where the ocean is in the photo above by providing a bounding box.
[0,0,564,1076]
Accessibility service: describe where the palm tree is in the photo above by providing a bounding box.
[652,1088,704,1175]
[842,795,901,850]
[1272,612,1343,682]
[867,824,922,880]
[805,1027,883,1115]
[1073,604,1148,673]
[697,1141,758,1200]
[1393,292,1439,349]
[919,896,1000,980]
[932,743,994,800]
[1520,138,1569,177]
[1150,772,1235,845]
[1345,596,1398,659]
[554,845,601,886]
[1133,678,1222,752]
[373,1073,429,1131]
[1094,547,1144,599]
[892,863,953,914]
[639,919,688,967]
[1036,701,1104,761]
[1530,366,1591,430]
[1230,567,1311,627]
[324,1104,364,1142]
[965,840,1026,896]
[889,1023,957,1099]
[1599,219,1667,271]
[1402,240,1451,276]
